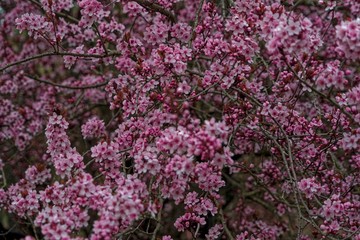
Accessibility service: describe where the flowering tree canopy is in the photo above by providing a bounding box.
[0,0,360,239]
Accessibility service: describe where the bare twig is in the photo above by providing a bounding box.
[215,200,234,240]
[93,24,109,55]
[27,216,39,240]
[0,51,121,73]
[0,224,17,236]
[151,198,164,240]
[189,0,205,47]
[25,75,108,89]
[1,168,7,188]
[133,0,176,22]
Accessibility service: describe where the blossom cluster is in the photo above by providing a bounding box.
[15,13,52,39]
[0,0,360,239]
[336,18,360,61]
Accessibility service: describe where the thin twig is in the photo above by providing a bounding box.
[215,200,234,240]
[1,52,121,73]
[133,0,176,22]
[151,198,163,240]
[0,224,17,236]
[1,168,7,188]
[25,75,108,89]
[189,0,205,47]
[27,216,39,240]
[93,24,108,55]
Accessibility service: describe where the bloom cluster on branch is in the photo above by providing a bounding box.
[0,0,360,239]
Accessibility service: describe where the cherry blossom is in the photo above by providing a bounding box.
[0,0,359,239]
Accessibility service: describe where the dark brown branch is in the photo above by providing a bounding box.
[93,24,108,55]
[215,199,234,240]
[133,0,176,22]
[189,0,204,47]
[151,198,163,240]
[0,51,121,73]
[25,75,108,89]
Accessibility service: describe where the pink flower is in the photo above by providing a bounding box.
[336,19,360,61]
[82,117,106,139]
